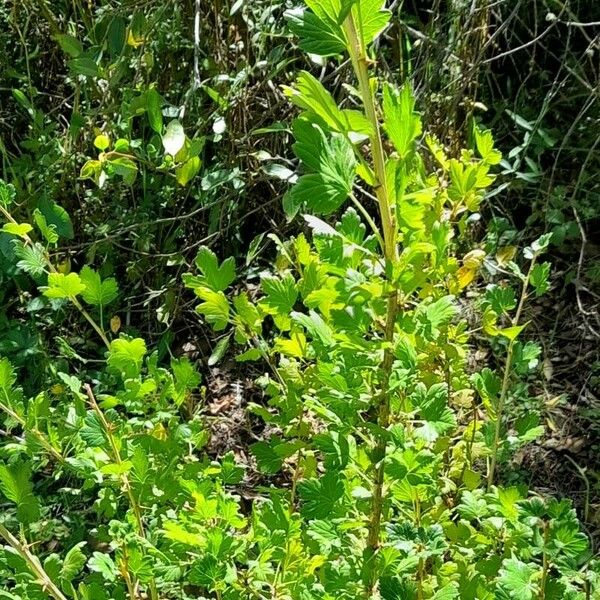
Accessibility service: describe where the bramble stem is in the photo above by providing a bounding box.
[0,524,68,600]
[343,12,400,598]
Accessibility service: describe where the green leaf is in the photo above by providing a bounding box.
[414,383,456,441]
[191,246,235,292]
[550,524,588,561]
[93,134,110,151]
[474,126,502,165]
[0,180,16,207]
[236,349,262,364]
[472,368,501,408]
[0,357,16,391]
[286,72,372,138]
[251,440,284,474]
[233,292,262,336]
[114,138,129,152]
[107,156,137,185]
[189,556,228,589]
[352,0,390,47]
[33,209,59,244]
[288,129,356,215]
[14,242,47,276]
[457,490,489,520]
[107,17,127,56]
[163,119,186,156]
[80,413,107,447]
[54,34,83,57]
[0,462,40,524]
[194,288,230,331]
[291,309,335,346]
[2,222,32,237]
[287,0,388,55]
[432,584,459,600]
[417,295,456,338]
[292,117,328,172]
[208,334,231,366]
[37,199,74,240]
[307,519,341,552]
[498,557,538,600]
[79,266,119,308]
[260,272,298,330]
[43,272,86,299]
[530,262,551,297]
[498,323,526,341]
[70,56,100,77]
[171,356,201,405]
[380,577,417,600]
[88,552,118,582]
[298,472,344,519]
[146,87,163,133]
[285,8,347,57]
[107,337,147,378]
[175,156,202,186]
[524,233,553,259]
[383,83,422,158]
[81,160,101,183]
[496,487,521,521]
[314,432,353,468]
[60,542,87,585]
[306,0,355,24]
[485,285,516,314]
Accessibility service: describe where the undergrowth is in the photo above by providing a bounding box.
[0,1,598,599]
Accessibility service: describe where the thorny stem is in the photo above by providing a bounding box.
[487,257,537,489]
[0,523,68,600]
[84,384,159,600]
[343,12,400,597]
[119,545,139,600]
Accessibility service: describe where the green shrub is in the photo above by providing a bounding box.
[0,2,597,600]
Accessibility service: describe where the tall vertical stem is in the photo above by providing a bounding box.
[487,258,536,489]
[343,13,399,597]
[343,16,396,260]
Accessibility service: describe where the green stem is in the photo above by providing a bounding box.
[84,384,159,600]
[343,13,400,597]
[343,16,396,261]
[487,258,536,489]
[1,390,65,464]
[0,524,68,600]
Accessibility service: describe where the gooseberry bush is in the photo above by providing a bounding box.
[0,1,598,600]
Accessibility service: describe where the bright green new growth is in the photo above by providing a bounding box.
[0,2,597,600]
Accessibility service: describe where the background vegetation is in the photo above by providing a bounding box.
[0,0,598,598]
